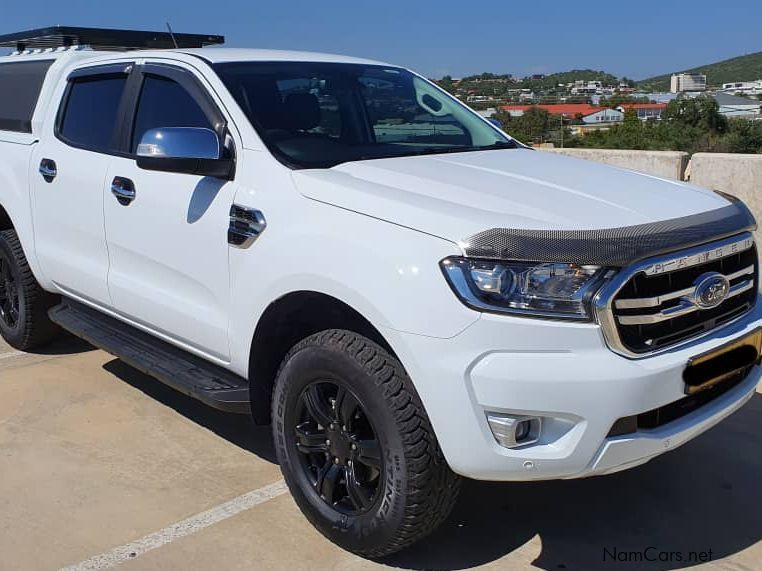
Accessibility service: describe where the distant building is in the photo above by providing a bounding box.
[571,80,603,96]
[581,108,624,123]
[476,108,498,118]
[500,104,623,123]
[466,95,495,103]
[670,73,707,93]
[721,80,762,97]
[501,104,599,118]
[712,92,762,117]
[616,103,668,121]
[634,92,679,104]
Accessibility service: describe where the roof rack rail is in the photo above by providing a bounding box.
[0,26,224,52]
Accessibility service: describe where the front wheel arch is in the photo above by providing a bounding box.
[248,291,396,425]
[0,204,14,232]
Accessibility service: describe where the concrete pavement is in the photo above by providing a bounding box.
[2,336,762,570]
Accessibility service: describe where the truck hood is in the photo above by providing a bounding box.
[292,149,728,245]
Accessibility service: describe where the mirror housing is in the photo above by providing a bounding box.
[136,127,234,179]
[487,117,503,129]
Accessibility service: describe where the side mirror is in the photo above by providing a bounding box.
[487,118,503,129]
[136,127,234,179]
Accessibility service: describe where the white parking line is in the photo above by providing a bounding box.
[0,350,26,361]
[59,480,289,570]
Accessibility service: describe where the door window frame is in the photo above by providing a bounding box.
[54,62,135,156]
[55,61,235,164]
[121,63,233,162]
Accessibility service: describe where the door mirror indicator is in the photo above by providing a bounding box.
[136,127,234,179]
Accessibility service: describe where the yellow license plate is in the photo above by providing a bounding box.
[683,329,762,395]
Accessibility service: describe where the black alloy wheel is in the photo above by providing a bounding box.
[272,329,461,557]
[294,380,383,514]
[0,250,19,329]
[0,229,59,350]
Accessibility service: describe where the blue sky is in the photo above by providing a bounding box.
[2,1,759,80]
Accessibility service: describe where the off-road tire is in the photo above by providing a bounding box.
[0,229,59,350]
[272,329,461,557]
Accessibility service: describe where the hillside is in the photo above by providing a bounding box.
[638,51,762,91]
[521,69,621,90]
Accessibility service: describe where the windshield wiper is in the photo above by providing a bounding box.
[405,140,520,157]
[347,140,520,164]
[475,140,521,150]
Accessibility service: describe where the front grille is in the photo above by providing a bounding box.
[600,234,758,356]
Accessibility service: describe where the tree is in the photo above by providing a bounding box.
[438,75,455,94]
[493,107,555,144]
[598,94,652,108]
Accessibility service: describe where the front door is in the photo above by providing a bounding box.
[104,63,234,360]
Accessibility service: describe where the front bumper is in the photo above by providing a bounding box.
[386,298,762,481]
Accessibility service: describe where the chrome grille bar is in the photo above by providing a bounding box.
[615,264,755,310]
[617,279,755,325]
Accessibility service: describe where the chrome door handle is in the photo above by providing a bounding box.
[111,177,136,206]
[39,158,57,182]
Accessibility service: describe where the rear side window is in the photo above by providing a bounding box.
[0,60,54,133]
[131,75,212,152]
[59,75,128,152]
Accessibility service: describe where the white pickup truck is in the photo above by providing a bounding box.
[1,26,760,557]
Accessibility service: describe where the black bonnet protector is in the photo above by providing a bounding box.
[462,199,757,267]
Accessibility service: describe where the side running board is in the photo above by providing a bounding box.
[49,301,250,414]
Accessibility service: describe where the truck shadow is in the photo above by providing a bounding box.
[20,331,94,355]
[101,359,278,464]
[99,356,762,569]
[383,392,762,570]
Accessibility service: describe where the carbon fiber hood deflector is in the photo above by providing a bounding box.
[463,200,756,267]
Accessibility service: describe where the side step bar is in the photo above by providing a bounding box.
[49,301,251,414]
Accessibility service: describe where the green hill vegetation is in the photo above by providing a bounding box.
[493,97,762,154]
[638,51,762,91]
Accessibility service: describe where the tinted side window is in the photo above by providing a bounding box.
[0,60,54,133]
[59,75,128,152]
[131,75,212,152]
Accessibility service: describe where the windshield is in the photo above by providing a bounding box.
[214,62,517,168]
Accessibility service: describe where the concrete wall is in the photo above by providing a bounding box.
[541,148,689,180]
[689,153,762,217]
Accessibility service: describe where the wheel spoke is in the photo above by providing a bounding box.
[354,439,381,469]
[294,379,384,515]
[334,386,359,430]
[303,385,334,428]
[316,462,342,504]
[345,463,373,510]
[294,422,328,454]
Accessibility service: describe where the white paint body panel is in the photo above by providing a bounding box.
[296,150,728,240]
[0,47,760,481]
[30,129,113,305]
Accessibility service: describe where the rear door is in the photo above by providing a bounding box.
[103,62,235,360]
[31,63,133,305]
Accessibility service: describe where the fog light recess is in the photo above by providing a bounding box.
[486,413,542,448]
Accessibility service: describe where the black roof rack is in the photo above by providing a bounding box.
[0,26,224,52]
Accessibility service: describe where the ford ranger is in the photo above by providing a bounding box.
[0,26,760,557]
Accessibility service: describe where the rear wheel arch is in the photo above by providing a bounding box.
[248,291,397,424]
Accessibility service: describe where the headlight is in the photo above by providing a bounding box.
[440,257,611,320]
